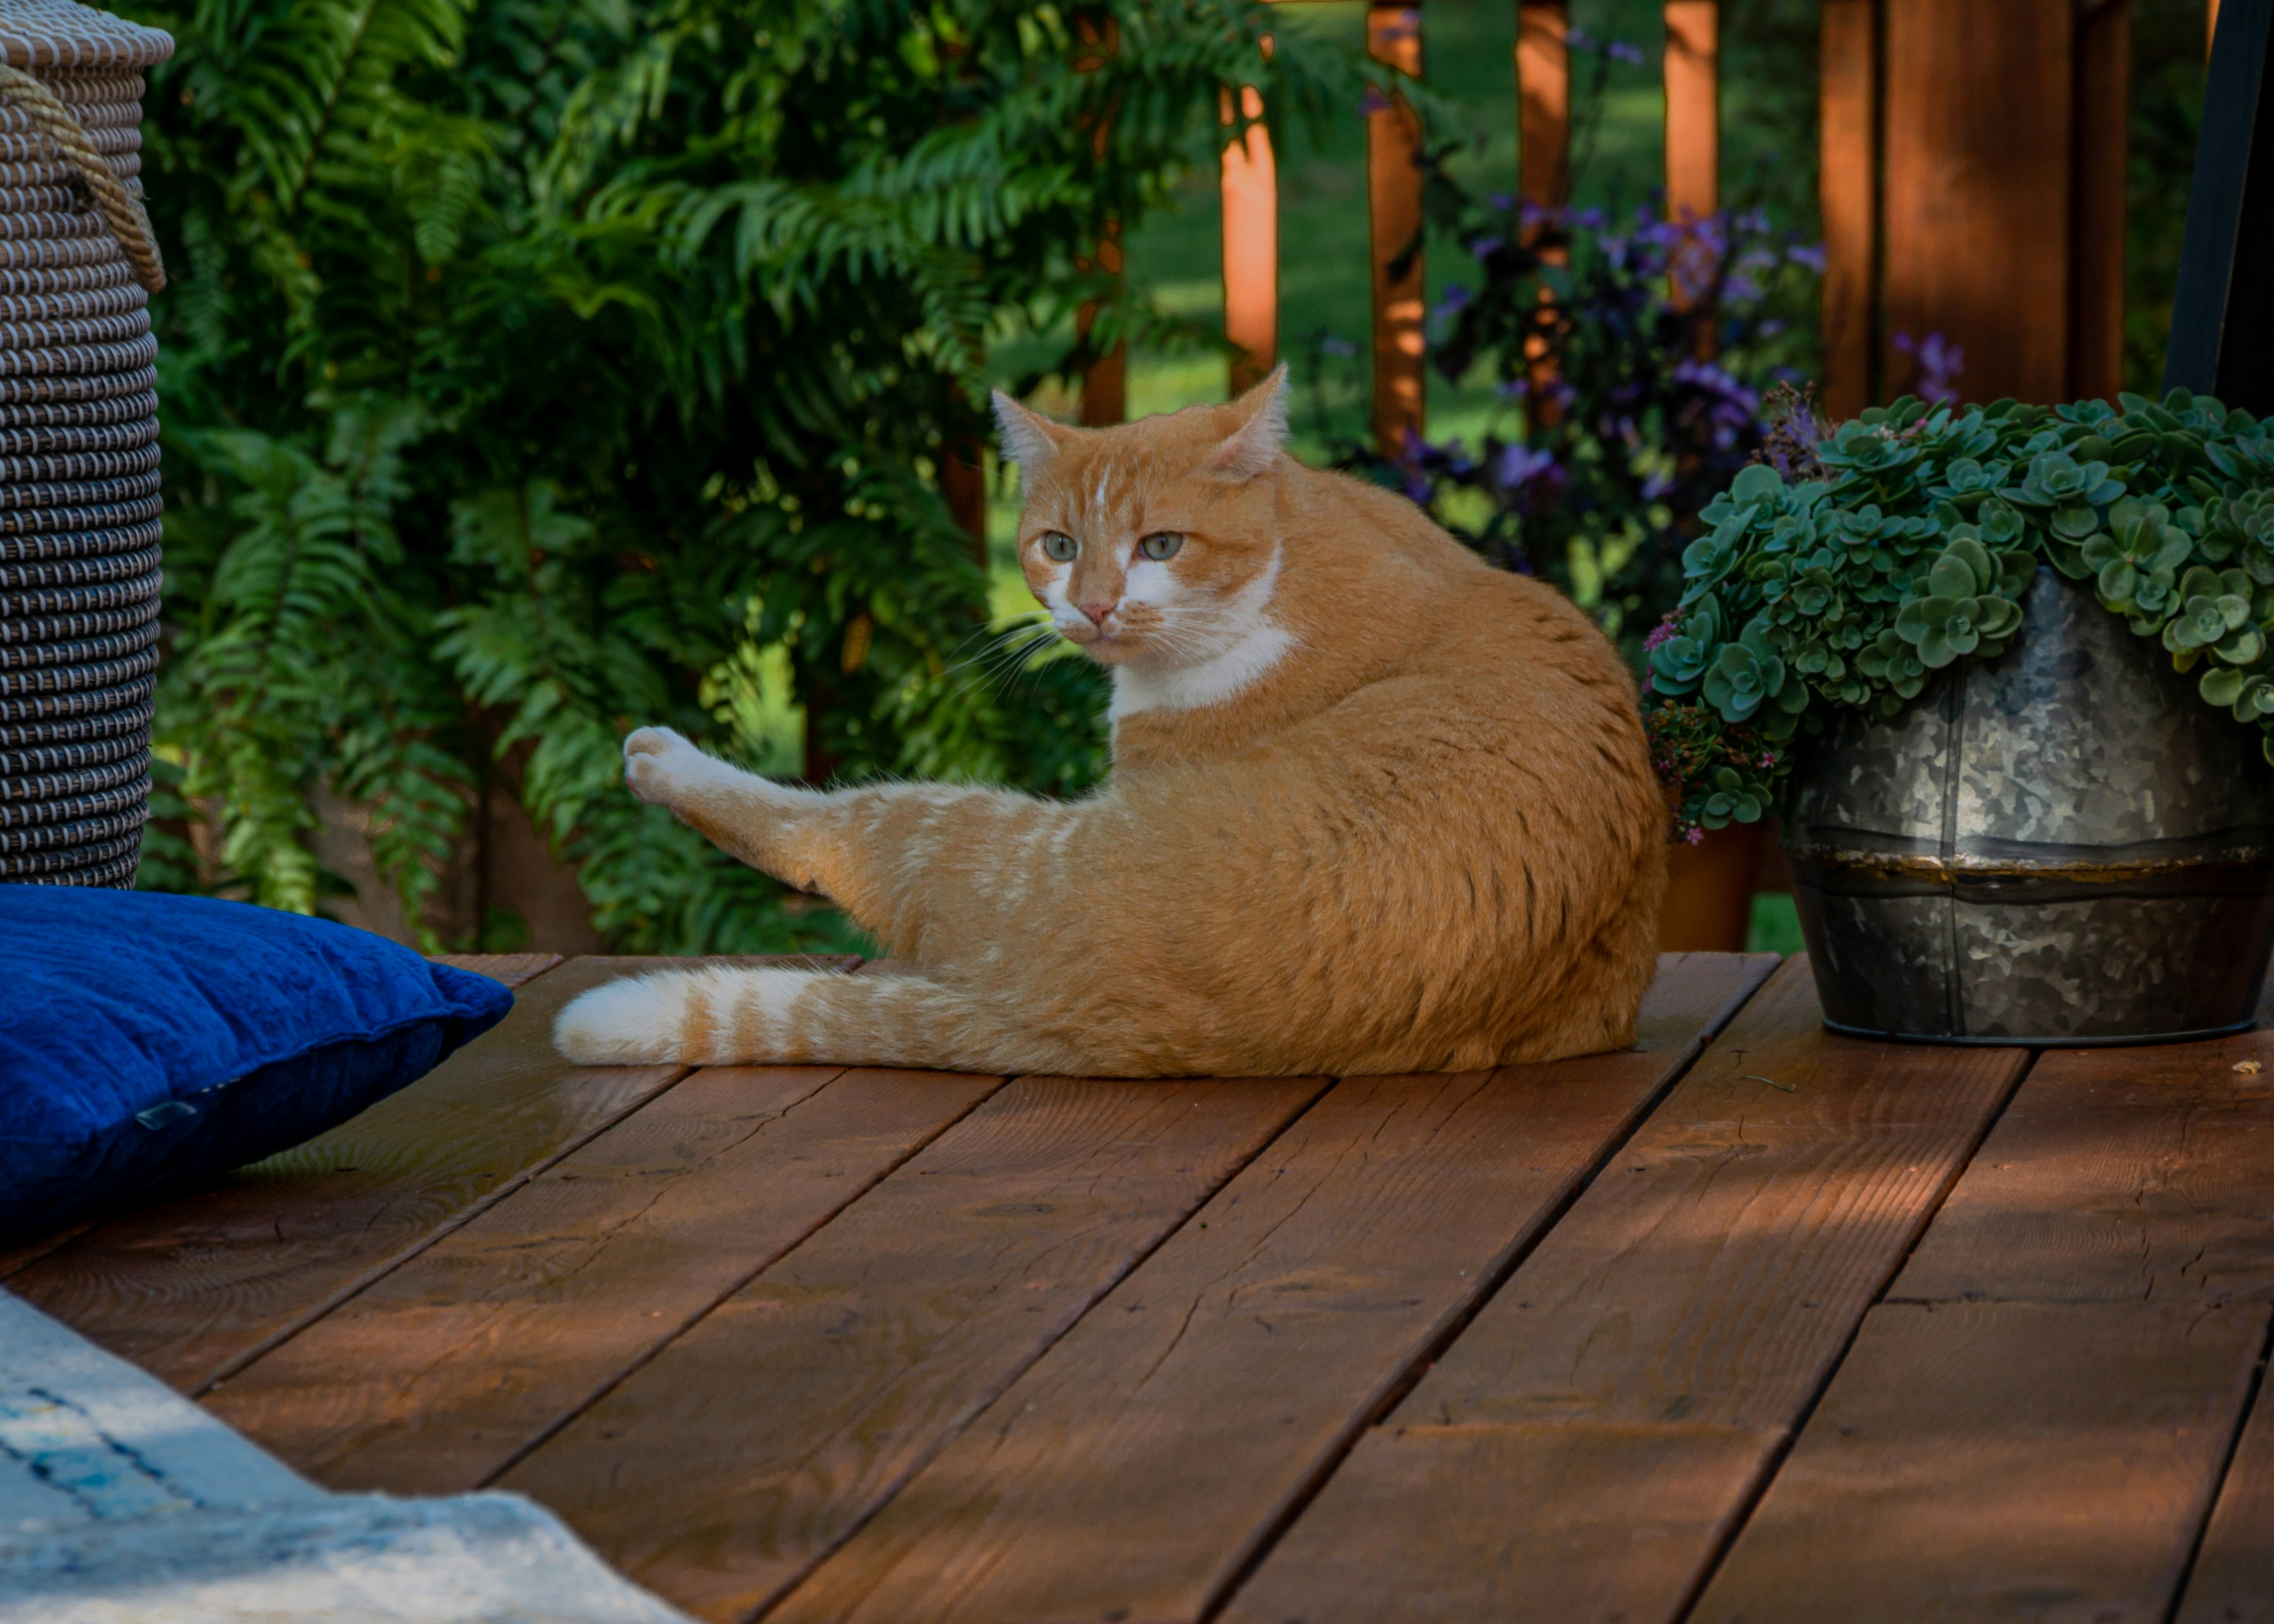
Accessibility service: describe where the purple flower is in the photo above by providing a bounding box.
[1891,330,1964,405]
[1608,39,1645,65]
[1360,87,1391,115]
[1430,284,1472,323]
[1642,615,1680,652]
[1786,242,1827,274]
[1495,443,1557,489]
[1469,236,1503,261]
[1320,335,1356,357]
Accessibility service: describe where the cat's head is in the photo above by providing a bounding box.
[993,369,1291,677]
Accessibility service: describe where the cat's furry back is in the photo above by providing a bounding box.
[556,371,1667,1075]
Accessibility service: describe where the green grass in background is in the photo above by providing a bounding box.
[1747,889,1806,955]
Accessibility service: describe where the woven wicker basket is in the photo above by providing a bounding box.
[0,0,170,887]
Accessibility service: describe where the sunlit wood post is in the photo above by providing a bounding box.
[1221,78,1278,396]
[1515,2,1569,427]
[1074,10,1124,426]
[1821,1,2129,415]
[1882,0,2123,405]
[1663,2,1719,222]
[1517,1,1569,210]
[1367,2,1426,454]
[2211,0,2222,57]
[1820,0,1878,418]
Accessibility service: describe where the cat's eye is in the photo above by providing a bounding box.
[1139,531,1185,562]
[1038,531,1078,563]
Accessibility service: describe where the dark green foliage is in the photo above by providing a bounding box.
[2126,0,2211,395]
[1647,389,2274,837]
[123,0,1344,950]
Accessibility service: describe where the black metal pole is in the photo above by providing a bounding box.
[2166,0,2274,411]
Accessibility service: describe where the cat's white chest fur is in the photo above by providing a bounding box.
[1109,543,1293,718]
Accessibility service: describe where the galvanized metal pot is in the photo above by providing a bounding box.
[1783,566,2274,1044]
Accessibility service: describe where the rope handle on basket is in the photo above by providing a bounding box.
[0,63,164,293]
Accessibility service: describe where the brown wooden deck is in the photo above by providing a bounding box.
[6,949,2273,1623]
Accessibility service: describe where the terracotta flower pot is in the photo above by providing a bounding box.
[1660,820,1764,952]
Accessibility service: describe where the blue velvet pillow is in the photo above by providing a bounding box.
[0,887,514,1241]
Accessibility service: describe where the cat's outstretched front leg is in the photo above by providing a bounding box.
[618,726,1062,952]
[621,726,833,887]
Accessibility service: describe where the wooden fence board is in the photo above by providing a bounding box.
[497,1072,1325,1624]
[8,955,847,1393]
[199,1066,1003,1495]
[768,954,1777,1624]
[1690,1301,2266,1624]
[1221,956,2026,1624]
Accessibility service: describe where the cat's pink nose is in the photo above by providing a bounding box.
[1079,600,1116,627]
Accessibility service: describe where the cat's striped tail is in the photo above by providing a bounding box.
[552,965,1076,1074]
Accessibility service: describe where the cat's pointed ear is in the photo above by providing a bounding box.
[1200,365,1290,482]
[992,391,1075,472]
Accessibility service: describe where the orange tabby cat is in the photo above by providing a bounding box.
[555,369,1666,1075]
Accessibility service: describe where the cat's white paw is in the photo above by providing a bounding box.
[555,973,689,1064]
[622,726,708,807]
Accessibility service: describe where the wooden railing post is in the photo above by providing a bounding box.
[1221,77,1278,396]
[1073,9,1124,426]
[942,452,987,568]
[1820,0,1879,419]
[1367,0,1425,454]
[1663,2,1719,222]
[2071,0,2130,403]
[1517,1,1569,210]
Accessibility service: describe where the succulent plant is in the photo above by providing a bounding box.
[1645,386,2274,835]
[1701,617,1791,724]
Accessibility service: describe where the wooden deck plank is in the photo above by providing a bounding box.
[1220,956,2027,1624]
[1888,1029,2274,1307]
[2176,1359,2274,1624]
[0,1219,103,1284]
[497,1072,1327,1624]
[768,954,1779,1624]
[1690,1301,2266,1624]
[8,955,847,1394]
[199,1066,1004,1494]
[1712,1025,2274,1624]
[429,952,566,989]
